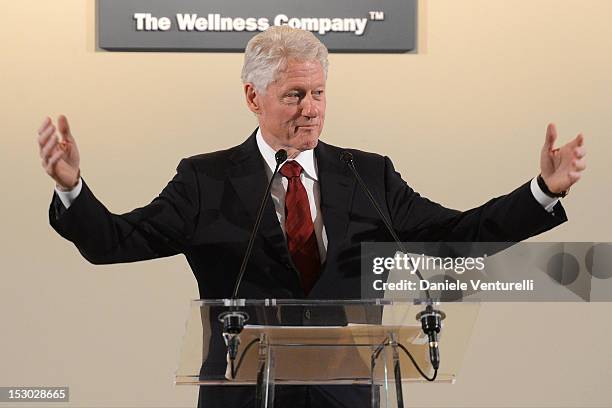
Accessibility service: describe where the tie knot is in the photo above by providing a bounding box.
[280,161,303,178]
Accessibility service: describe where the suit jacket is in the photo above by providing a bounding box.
[49,129,567,407]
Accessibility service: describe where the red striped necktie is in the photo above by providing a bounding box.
[280,161,321,295]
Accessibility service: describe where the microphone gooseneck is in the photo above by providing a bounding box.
[221,148,288,378]
[232,148,288,299]
[340,151,429,285]
[340,150,445,373]
[340,152,403,243]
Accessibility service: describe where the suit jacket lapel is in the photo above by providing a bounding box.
[228,131,292,266]
[315,141,356,264]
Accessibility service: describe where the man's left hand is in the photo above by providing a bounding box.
[540,123,586,194]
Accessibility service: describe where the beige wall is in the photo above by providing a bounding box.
[1,0,611,406]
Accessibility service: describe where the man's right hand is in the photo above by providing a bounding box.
[37,115,81,191]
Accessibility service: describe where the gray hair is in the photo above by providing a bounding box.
[241,26,329,93]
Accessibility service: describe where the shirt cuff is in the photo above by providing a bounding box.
[530,177,559,213]
[54,178,83,209]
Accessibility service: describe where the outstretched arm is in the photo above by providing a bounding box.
[38,115,200,264]
[385,124,586,242]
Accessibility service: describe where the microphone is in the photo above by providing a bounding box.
[340,150,445,372]
[220,148,288,377]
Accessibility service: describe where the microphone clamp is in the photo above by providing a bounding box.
[416,305,445,370]
[219,310,249,363]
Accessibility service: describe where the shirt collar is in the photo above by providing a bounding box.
[256,128,318,181]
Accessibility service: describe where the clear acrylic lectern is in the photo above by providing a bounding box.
[175,299,479,408]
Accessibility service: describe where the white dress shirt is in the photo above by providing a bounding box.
[256,128,329,262]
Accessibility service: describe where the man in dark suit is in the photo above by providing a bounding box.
[37,26,585,407]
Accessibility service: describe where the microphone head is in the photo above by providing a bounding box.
[275,149,288,164]
[339,151,354,165]
[416,307,445,334]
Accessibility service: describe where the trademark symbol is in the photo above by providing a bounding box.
[368,11,385,21]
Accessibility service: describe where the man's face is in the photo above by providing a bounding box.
[247,59,326,154]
